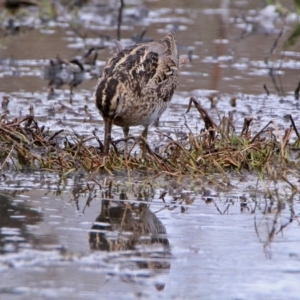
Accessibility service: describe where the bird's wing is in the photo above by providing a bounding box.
[114,34,178,92]
[95,32,179,117]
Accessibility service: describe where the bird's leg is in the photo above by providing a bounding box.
[141,126,148,139]
[69,88,73,104]
[123,126,130,156]
[140,126,149,157]
[104,118,113,155]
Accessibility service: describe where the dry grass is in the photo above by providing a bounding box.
[1,97,300,176]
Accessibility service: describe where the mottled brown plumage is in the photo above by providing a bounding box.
[95,31,181,154]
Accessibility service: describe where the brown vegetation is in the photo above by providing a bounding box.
[1,96,299,178]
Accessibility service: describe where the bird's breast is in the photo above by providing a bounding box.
[113,96,171,127]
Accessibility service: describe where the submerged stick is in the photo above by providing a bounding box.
[263,84,270,96]
[240,117,254,137]
[48,129,64,141]
[288,114,300,141]
[264,24,285,95]
[250,121,272,144]
[117,0,124,40]
[294,82,300,100]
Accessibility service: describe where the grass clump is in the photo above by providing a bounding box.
[0,97,299,177]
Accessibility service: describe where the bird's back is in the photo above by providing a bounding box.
[95,32,179,127]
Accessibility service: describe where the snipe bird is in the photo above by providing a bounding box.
[95,31,184,154]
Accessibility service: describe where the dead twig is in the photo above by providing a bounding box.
[187,97,218,142]
[117,0,124,40]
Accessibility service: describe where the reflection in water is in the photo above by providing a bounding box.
[0,191,42,254]
[253,192,296,259]
[89,199,171,291]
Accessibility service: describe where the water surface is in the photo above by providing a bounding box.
[1,0,300,299]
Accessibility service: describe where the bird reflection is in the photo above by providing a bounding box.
[89,199,171,290]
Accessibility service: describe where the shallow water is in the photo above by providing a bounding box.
[0,172,299,300]
[1,0,300,142]
[1,0,300,299]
